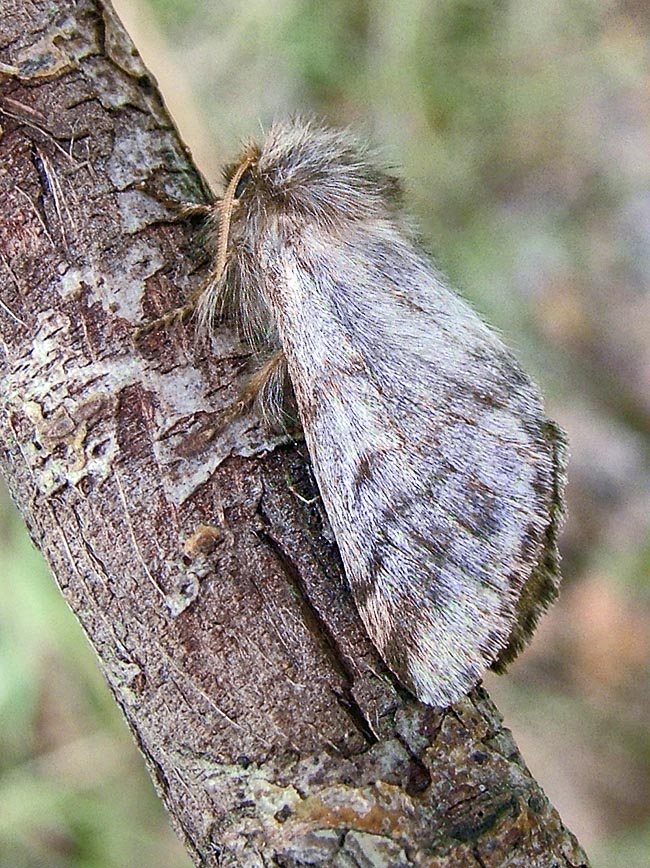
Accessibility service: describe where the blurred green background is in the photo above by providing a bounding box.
[2,0,650,865]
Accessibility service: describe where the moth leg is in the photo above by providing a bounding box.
[234,349,293,431]
[238,349,302,437]
[134,185,228,340]
[135,282,210,339]
[202,350,288,437]
[133,180,216,221]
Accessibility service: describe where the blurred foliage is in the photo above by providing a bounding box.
[2,0,650,865]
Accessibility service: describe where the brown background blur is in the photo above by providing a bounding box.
[1,1,649,865]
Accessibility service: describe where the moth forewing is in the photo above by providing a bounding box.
[198,119,567,708]
[263,231,562,706]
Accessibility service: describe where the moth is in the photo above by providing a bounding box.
[154,118,567,708]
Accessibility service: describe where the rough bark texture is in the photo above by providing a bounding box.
[0,2,590,866]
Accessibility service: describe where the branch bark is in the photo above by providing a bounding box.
[0,2,590,866]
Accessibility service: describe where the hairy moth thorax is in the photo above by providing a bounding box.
[199,121,407,425]
[195,118,567,708]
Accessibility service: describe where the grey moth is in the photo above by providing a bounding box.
[156,119,568,708]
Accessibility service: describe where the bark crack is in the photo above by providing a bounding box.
[255,497,378,747]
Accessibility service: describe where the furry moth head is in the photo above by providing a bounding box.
[199,118,567,708]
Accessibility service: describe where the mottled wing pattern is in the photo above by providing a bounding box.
[266,220,566,707]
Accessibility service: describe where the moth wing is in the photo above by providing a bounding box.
[272,226,566,707]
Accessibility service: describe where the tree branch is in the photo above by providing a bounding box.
[0,2,590,865]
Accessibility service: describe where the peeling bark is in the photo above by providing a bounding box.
[0,2,590,866]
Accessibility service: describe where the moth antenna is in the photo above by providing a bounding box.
[197,154,257,335]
